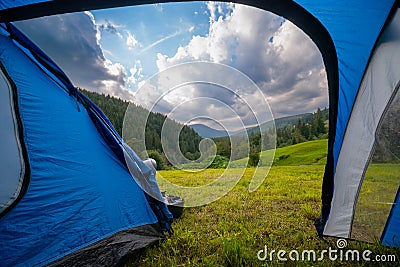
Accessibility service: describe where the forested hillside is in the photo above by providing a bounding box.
[79,89,202,166]
[212,108,328,166]
[276,108,328,147]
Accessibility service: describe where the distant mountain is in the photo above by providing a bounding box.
[189,124,228,138]
[247,110,328,133]
[275,113,314,128]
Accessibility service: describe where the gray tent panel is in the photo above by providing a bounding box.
[0,67,25,214]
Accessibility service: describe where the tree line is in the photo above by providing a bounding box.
[276,107,328,147]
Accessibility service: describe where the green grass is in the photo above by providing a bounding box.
[233,139,328,167]
[353,164,400,242]
[126,164,399,266]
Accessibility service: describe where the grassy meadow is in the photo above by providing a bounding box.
[353,164,400,242]
[232,139,328,167]
[127,140,399,266]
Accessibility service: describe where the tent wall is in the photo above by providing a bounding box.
[0,65,26,215]
[0,30,162,266]
[324,8,400,239]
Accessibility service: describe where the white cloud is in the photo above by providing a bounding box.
[156,3,328,120]
[15,12,134,100]
[97,19,123,39]
[126,60,145,91]
[207,2,217,22]
[126,31,139,49]
[84,11,101,42]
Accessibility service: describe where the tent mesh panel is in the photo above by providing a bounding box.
[352,89,400,242]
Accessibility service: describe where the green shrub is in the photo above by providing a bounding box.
[208,155,229,169]
[247,152,260,167]
[147,150,166,170]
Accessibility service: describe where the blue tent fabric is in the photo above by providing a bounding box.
[0,29,164,266]
[6,22,76,94]
[381,187,400,247]
[3,24,172,216]
[0,0,44,10]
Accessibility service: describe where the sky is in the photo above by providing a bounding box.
[15,2,328,130]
